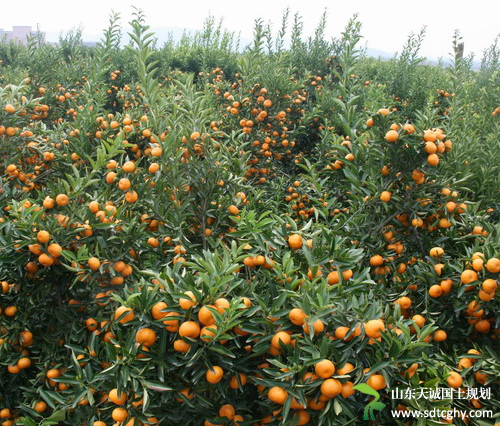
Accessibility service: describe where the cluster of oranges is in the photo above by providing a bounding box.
[1,23,500,424]
[213,73,306,184]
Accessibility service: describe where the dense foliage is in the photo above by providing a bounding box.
[1,9,499,426]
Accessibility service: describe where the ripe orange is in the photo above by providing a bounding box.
[206,366,224,384]
[427,153,439,166]
[229,373,247,389]
[341,381,355,398]
[385,130,398,142]
[433,330,447,341]
[88,257,101,271]
[461,270,478,285]
[111,407,128,422]
[337,362,355,375]
[114,306,135,324]
[428,285,443,298]
[34,401,47,413]
[364,319,385,338]
[200,325,217,342]
[268,386,288,404]
[380,191,391,202]
[135,328,157,346]
[395,296,411,310]
[289,308,306,326]
[482,279,498,293]
[151,301,168,320]
[315,360,335,378]
[228,205,240,215]
[288,234,303,249]
[47,243,63,258]
[37,230,50,244]
[219,404,235,420]
[486,257,500,273]
[446,371,462,388]
[173,339,191,353]
[303,319,324,335]
[369,255,384,266]
[17,357,31,369]
[214,297,230,313]
[179,321,201,339]
[271,331,292,349]
[55,194,69,206]
[367,374,386,390]
[320,379,342,398]
[179,291,197,309]
[109,389,127,405]
[198,305,216,326]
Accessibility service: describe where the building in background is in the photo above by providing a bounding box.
[0,26,46,44]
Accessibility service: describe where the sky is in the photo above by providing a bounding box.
[2,0,500,60]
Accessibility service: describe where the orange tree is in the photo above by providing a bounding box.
[0,9,499,426]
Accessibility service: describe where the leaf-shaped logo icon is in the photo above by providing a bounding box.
[353,383,385,420]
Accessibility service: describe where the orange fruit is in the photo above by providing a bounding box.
[214,298,230,313]
[229,373,247,389]
[228,205,240,215]
[315,359,335,378]
[179,291,197,309]
[55,194,69,206]
[429,285,443,298]
[341,381,355,398]
[336,362,354,376]
[303,319,324,335]
[369,255,384,266]
[429,247,444,258]
[294,410,310,425]
[179,321,201,339]
[200,325,217,343]
[461,270,478,285]
[446,371,462,389]
[37,230,50,244]
[111,407,128,422]
[288,234,303,250]
[34,401,47,413]
[395,296,411,310]
[151,301,168,320]
[367,374,386,390]
[114,306,135,324]
[173,339,191,353]
[427,153,439,166]
[219,404,235,420]
[88,257,101,271]
[206,366,224,384]
[109,389,127,405]
[47,243,63,258]
[17,357,31,369]
[385,130,398,142]
[198,305,216,326]
[486,257,500,273]
[320,379,342,398]
[268,386,288,404]
[271,331,292,349]
[135,328,156,346]
[482,279,498,293]
[289,308,307,326]
[433,330,447,341]
[380,191,391,202]
[364,319,385,339]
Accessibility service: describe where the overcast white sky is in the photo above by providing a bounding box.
[2,0,500,59]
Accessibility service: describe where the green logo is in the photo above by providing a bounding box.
[353,383,386,420]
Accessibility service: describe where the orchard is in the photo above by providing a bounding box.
[0,9,499,426]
